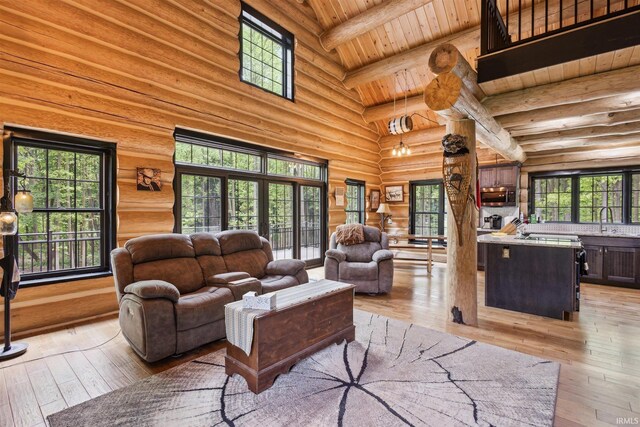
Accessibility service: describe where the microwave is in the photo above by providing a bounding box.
[480,187,517,207]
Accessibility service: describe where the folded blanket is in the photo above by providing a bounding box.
[336,223,365,246]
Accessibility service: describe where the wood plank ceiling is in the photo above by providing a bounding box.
[306,0,640,172]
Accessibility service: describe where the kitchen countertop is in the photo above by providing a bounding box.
[477,228,640,239]
[477,233,583,249]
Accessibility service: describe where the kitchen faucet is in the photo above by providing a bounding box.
[599,206,613,233]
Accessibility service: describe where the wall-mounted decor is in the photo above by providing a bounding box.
[442,133,471,245]
[335,186,345,207]
[370,190,380,211]
[137,168,162,191]
[385,185,403,203]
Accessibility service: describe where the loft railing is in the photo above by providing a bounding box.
[481,0,640,55]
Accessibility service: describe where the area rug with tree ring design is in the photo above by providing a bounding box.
[49,310,559,427]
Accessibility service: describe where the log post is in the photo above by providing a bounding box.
[446,119,478,326]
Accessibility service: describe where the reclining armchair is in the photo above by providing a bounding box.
[324,225,394,294]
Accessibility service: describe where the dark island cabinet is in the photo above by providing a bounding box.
[581,236,640,288]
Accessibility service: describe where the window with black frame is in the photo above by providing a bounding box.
[345,180,365,224]
[410,180,446,236]
[239,3,294,100]
[530,170,639,224]
[532,176,573,222]
[633,174,640,223]
[8,131,115,283]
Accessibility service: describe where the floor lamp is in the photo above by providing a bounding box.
[0,169,33,361]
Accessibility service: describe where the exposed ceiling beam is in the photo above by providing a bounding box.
[319,0,435,51]
[517,122,640,146]
[507,107,640,137]
[423,44,526,163]
[362,94,425,123]
[496,94,640,129]
[483,64,640,116]
[343,26,479,89]
[523,136,640,154]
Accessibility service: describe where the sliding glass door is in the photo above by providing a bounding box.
[228,178,260,231]
[267,182,294,260]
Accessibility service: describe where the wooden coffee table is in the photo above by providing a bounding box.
[225,280,355,393]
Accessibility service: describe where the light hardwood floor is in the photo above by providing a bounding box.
[2,262,640,426]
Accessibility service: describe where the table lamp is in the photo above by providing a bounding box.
[376,203,392,232]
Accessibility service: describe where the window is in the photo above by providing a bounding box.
[410,181,446,236]
[530,168,640,224]
[176,141,261,172]
[174,128,327,266]
[579,174,623,223]
[240,3,294,100]
[7,129,115,284]
[532,177,572,222]
[633,174,640,223]
[267,156,321,180]
[180,175,222,234]
[345,180,365,224]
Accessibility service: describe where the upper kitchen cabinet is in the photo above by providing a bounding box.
[479,164,520,188]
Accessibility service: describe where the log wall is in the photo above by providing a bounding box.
[0,0,380,335]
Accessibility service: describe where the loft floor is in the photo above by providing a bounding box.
[1,263,639,426]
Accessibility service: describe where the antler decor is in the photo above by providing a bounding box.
[442,133,472,246]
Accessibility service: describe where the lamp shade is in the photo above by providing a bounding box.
[15,191,34,213]
[0,211,18,235]
[376,203,392,215]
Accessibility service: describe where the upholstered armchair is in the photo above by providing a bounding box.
[324,226,394,294]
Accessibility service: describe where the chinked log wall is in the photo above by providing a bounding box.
[0,0,382,335]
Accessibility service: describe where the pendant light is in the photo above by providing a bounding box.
[388,70,412,157]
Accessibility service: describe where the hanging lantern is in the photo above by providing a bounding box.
[14,190,33,213]
[387,115,413,135]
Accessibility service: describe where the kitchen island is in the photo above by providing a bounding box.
[478,234,583,320]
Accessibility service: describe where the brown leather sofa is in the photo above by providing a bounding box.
[111,230,308,362]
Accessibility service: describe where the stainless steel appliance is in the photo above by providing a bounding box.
[490,214,502,230]
[480,187,517,207]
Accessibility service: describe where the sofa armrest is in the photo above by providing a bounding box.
[123,280,180,303]
[265,259,306,275]
[325,249,346,263]
[206,272,251,286]
[372,249,394,263]
[218,277,262,300]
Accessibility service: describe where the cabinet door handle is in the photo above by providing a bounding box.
[599,248,602,253]
[604,248,608,254]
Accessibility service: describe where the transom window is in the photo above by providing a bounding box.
[267,156,321,180]
[240,3,294,100]
[7,129,115,284]
[175,141,261,172]
[345,180,365,224]
[531,169,639,224]
[410,180,446,236]
[533,177,572,222]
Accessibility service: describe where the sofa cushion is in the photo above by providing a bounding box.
[223,249,269,279]
[217,230,263,255]
[339,261,379,281]
[133,258,204,295]
[191,232,222,256]
[337,242,383,263]
[125,234,195,264]
[197,255,228,280]
[174,286,234,331]
[260,275,298,292]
